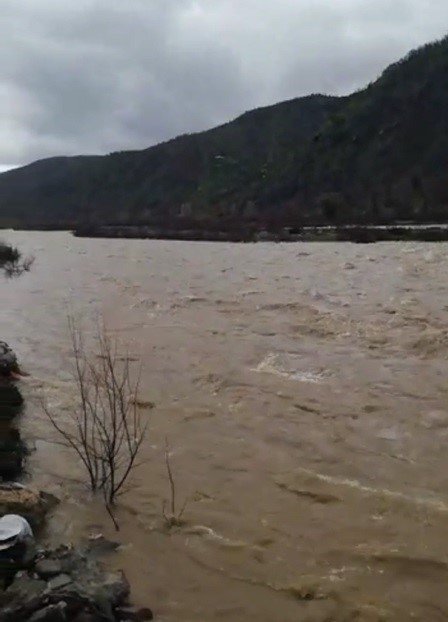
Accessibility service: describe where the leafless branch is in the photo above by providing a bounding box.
[41,316,150,529]
[162,437,188,529]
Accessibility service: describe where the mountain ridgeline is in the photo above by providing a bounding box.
[2,35,448,232]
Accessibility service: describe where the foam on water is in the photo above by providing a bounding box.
[253,352,330,383]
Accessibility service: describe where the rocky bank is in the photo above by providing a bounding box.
[0,344,153,622]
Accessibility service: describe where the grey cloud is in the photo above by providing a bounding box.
[1,0,447,166]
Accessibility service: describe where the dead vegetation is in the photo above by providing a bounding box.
[162,437,188,529]
[0,242,34,277]
[42,317,149,529]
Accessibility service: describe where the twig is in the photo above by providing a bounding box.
[162,437,188,529]
[41,315,150,527]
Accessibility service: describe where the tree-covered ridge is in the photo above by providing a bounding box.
[1,35,448,229]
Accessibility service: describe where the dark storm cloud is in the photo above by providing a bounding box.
[1,0,448,165]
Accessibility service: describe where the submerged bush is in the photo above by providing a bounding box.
[0,242,34,277]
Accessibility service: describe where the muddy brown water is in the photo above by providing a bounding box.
[2,231,448,621]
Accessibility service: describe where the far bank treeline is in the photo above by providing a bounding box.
[1,36,448,232]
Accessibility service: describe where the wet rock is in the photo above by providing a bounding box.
[115,606,138,621]
[28,603,67,622]
[35,559,64,580]
[115,609,137,621]
[6,570,46,598]
[0,343,20,378]
[115,605,153,621]
[84,534,120,557]
[0,404,22,422]
[0,545,135,622]
[0,380,25,480]
[135,608,154,621]
[44,593,90,620]
[0,484,59,528]
[85,571,130,619]
[0,383,23,407]
[47,574,72,591]
[2,572,47,618]
[0,382,23,421]
[0,427,28,477]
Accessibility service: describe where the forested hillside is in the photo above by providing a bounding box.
[1,36,448,230]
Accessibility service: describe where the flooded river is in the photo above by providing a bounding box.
[2,231,448,621]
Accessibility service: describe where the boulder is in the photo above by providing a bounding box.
[1,572,47,619]
[47,573,72,591]
[0,545,133,622]
[35,559,64,580]
[82,570,130,620]
[83,534,120,557]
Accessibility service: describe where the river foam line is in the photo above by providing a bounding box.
[294,467,448,513]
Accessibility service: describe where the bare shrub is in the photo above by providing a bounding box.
[162,438,188,529]
[0,242,34,278]
[42,318,148,523]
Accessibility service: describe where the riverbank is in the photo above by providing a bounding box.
[72,223,448,242]
[0,328,152,619]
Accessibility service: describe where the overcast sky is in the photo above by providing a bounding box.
[1,0,447,168]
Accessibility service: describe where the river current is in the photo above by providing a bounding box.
[2,231,448,621]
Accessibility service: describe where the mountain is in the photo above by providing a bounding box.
[1,35,448,231]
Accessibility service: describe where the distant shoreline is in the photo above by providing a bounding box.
[4,224,448,242]
[71,224,448,243]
